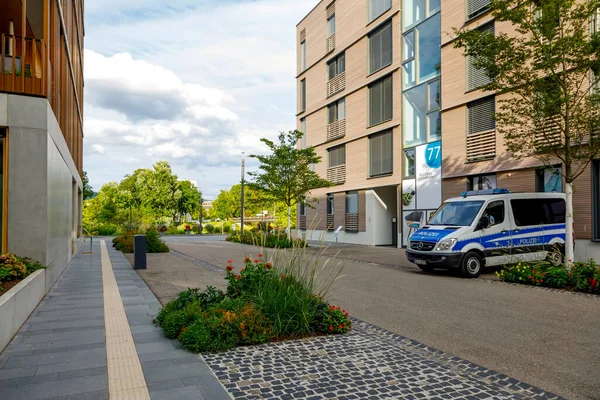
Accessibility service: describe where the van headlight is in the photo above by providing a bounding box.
[436,238,458,251]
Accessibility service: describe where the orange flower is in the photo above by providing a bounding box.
[236,274,242,280]
[339,324,343,329]
[258,253,263,257]
[226,266,233,272]
[227,259,233,263]
[244,257,251,262]
[329,326,333,331]
[265,263,273,269]
[254,259,259,263]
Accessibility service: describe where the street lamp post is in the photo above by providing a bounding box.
[241,153,245,232]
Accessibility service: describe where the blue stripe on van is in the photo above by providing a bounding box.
[453,224,566,251]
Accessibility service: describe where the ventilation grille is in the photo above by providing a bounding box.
[327,165,346,185]
[299,215,307,230]
[466,130,496,162]
[327,33,336,53]
[300,29,306,42]
[327,119,346,141]
[327,71,345,97]
[345,213,359,232]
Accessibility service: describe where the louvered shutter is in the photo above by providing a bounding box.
[328,61,336,80]
[467,23,494,90]
[369,28,382,73]
[381,23,392,69]
[370,80,382,126]
[381,131,393,174]
[370,135,383,176]
[383,76,393,122]
[468,96,496,134]
[467,0,491,18]
[328,104,335,123]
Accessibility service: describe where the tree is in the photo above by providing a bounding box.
[453,0,600,266]
[144,161,181,220]
[249,130,333,234]
[82,171,95,200]
[177,180,201,220]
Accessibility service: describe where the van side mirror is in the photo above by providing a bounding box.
[478,215,490,230]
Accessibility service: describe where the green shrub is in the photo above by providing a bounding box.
[226,231,305,249]
[161,300,203,339]
[89,223,120,236]
[316,305,352,334]
[191,224,202,234]
[569,261,597,291]
[223,224,231,233]
[0,254,46,286]
[145,229,169,253]
[112,230,169,253]
[205,224,215,234]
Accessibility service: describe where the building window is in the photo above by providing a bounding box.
[403,148,416,178]
[300,79,306,112]
[468,96,496,135]
[327,194,334,214]
[328,145,346,168]
[346,191,359,213]
[511,198,565,227]
[328,14,336,36]
[404,0,440,30]
[300,202,306,216]
[402,13,441,89]
[369,21,393,74]
[467,22,494,90]
[467,173,497,190]
[369,75,393,127]
[369,0,392,22]
[328,52,345,80]
[328,98,346,124]
[369,130,393,177]
[467,0,491,20]
[536,166,563,192]
[300,118,307,149]
[403,79,441,146]
[300,41,306,71]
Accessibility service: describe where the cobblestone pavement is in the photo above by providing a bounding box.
[204,319,561,400]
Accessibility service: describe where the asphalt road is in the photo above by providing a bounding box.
[151,236,600,400]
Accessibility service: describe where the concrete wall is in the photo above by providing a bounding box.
[3,94,82,287]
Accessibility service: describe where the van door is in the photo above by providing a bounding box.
[476,199,512,266]
[509,198,546,262]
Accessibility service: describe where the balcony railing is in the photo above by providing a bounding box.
[466,130,496,162]
[327,165,346,185]
[326,214,334,231]
[345,213,359,232]
[327,33,336,53]
[534,115,562,150]
[0,34,47,97]
[327,119,346,141]
[327,71,345,98]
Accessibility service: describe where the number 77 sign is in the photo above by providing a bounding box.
[416,141,442,209]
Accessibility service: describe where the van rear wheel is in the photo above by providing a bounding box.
[461,252,483,278]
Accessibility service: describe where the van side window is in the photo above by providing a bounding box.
[510,198,565,226]
[482,200,505,226]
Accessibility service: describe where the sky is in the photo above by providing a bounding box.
[83,0,321,199]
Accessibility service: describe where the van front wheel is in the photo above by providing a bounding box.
[461,252,483,278]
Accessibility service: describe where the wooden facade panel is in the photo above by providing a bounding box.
[358,190,366,232]
[497,169,535,193]
[573,164,592,240]
[306,195,328,231]
[442,177,467,201]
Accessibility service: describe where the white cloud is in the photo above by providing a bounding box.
[84,0,321,198]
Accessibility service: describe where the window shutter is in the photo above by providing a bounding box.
[467,23,494,90]
[328,104,336,124]
[467,0,491,18]
[370,29,382,73]
[382,131,393,174]
[468,96,496,134]
[370,81,382,126]
[383,76,393,122]
[328,61,336,80]
[369,22,392,74]
[381,23,392,69]
[370,135,382,176]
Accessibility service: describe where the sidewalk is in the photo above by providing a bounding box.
[0,240,230,400]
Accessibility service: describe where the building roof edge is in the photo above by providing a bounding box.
[297,0,326,27]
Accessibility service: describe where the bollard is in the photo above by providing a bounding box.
[133,235,147,270]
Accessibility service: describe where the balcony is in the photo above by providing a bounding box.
[327,165,346,185]
[327,71,345,98]
[1,34,47,97]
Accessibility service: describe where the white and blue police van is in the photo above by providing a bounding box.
[406,189,567,278]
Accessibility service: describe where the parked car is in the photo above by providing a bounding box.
[406,189,566,278]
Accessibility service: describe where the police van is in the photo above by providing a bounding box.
[405,189,566,278]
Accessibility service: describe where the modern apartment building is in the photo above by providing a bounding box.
[297,0,600,260]
[0,0,84,286]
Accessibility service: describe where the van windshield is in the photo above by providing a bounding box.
[428,201,485,226]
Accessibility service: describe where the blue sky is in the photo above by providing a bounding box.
[83,0,320,198]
